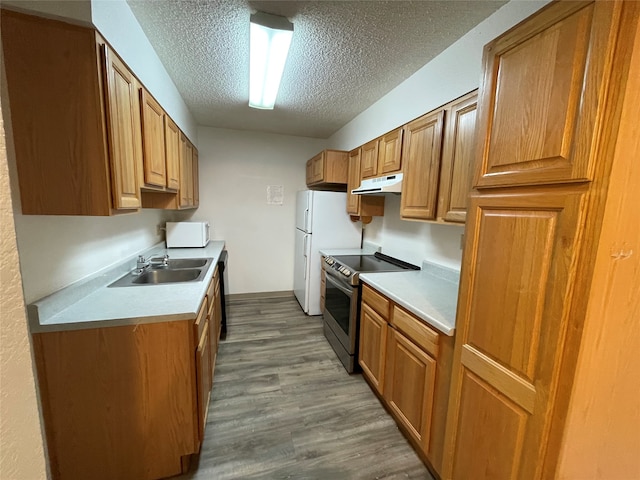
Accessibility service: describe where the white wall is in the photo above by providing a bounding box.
[363,196,465,270]
[328,0,550,269]
[191,127,326,294]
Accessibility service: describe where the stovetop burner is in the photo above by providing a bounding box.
[324,252,419,286]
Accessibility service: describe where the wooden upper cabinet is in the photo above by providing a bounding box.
[361,127,403,181]
[400,110,445,221]
[360,139,379,179]
[1,10,143,215]
[346,148,362,215]
[475,2,618,188]
[378,127,404,175]
[141,131,198,211]
[437,91,478,223]
[101,44,142,210]
[139,88,167,189]
[179,135,195,208]
[305,150,349,189]
[346,147,385,221]
[164,117,181,191]
[192,148,199,207]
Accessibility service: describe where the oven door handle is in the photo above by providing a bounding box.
[325,271,353,296]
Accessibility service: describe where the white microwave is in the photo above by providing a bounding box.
[165,222,210,248]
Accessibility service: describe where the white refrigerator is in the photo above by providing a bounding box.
[294,190,362,315]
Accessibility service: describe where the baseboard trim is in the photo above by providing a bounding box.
[227,291,294,301]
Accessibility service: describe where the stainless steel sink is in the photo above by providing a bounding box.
[133,268,202,284]
[109,257,213,287]
[165,258,209,269]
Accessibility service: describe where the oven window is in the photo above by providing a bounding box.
[325,280,351,336]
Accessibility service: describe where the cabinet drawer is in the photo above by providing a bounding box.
[362,284,390,319]
[391,306,439,357]
[193,299,208,341]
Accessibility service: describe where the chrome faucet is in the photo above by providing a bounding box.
[133,253,169,275]
[149,254,170,268]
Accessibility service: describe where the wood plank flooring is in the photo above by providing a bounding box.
[179,295,434,480]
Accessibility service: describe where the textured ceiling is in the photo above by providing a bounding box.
[127,0,507,138]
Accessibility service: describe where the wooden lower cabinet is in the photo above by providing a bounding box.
[196,321,212,441]
[195,300,211,443]
[384,327,436,453]
[359,283,454,476]
[358,303,387,394]
[33,290,220,479]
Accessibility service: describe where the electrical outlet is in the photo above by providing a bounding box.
[157,224,164,236]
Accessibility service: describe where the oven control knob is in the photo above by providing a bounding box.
[343,269,351,276]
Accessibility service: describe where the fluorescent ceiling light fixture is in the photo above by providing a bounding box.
[249,11,293,109]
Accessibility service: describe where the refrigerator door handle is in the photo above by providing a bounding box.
[304,209,309,232]
[303,254,307,280]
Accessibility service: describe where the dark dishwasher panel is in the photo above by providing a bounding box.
[218,249,228,339]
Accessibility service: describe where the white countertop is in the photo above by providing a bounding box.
[360,261,460,336]
[28,241,225,333]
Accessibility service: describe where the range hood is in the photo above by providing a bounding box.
[352,173,403,195]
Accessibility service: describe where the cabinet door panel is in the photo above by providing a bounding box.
[305,159,313,185]
[475,2,619,187]
[361,139,379,179]
[140,89,166,188]
[400,110,444,220]
[439,93,478,223]
[445,188,586,479]
[378,127,403,175]
[452,370,528,480]
[358,303,387,394]
[164,117,181,190]
[385,328,436,453]
[312,153,324,183]
[346,149,361,215]
[196,322,211,444]
[103,46,141,210]
[193,148,199,207]
[179,134,194,208]
[33,321,197,479]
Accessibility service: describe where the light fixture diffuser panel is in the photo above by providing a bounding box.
[249,12,293,109]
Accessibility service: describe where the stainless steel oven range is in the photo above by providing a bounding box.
[322,252,419,372]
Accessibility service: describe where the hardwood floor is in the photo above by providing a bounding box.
[179,295,434,480]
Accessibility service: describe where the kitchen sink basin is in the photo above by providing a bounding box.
[133,268,202,284]
[164,258,209,269]
[109,257,213,287]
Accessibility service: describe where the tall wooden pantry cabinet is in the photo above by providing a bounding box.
[443,1,640,479]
